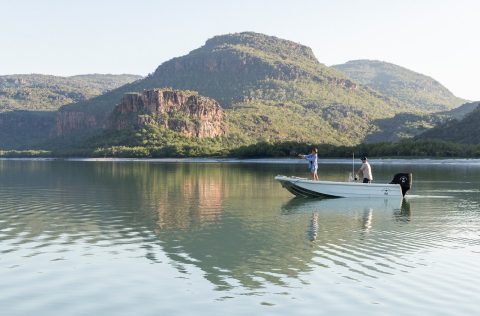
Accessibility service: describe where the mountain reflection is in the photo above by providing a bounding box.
[1,160,420,292]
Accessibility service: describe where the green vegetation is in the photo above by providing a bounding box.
[0,149,51,157]
[440,101,480,120]
[78,124,231,158]
[38,118,480,159]
[1,33,477,155]
[417,105,480,144]
[230,139,480,158]
[3,137,478,159]
[364,112,446,143]
[333,60,465,112]
[0,74,142,112]
[0,73,142,149]
[58,32,412,146]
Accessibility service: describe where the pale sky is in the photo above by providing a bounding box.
[1,0,479,100]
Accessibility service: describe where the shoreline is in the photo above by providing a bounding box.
[2,157,480,165]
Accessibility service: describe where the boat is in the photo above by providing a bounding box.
[275,173,412,198]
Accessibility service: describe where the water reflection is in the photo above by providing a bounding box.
[362,208,373,232]
[1,160,480,296]
[281,196,403,213]
[309,212,319,241]
[394,200,411,222]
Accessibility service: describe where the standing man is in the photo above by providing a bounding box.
[357,156,373,183]
[299,148,318,181]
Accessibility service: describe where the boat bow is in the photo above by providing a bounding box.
[275,175,409,198]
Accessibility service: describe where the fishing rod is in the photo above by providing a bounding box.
[352,152,355,182]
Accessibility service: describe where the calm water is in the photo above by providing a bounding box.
[1,159,480,315]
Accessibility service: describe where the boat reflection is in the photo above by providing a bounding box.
[282,196,411,244]
[281,196,403,214]
[395,199,411,221]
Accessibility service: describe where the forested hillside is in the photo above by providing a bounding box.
[0,74,142,112]
[440,101,480,120]
[417,103,480,144]
[2,32,475,156]
[333,60,465,112]
[58,32,412,147]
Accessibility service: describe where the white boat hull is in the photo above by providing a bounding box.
[275,175,403,198]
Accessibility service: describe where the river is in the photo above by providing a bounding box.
[1,159,479,315]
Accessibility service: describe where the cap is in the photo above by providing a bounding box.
[360,156,367,160]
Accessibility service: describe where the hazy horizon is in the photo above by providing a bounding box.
[2,0,479,100]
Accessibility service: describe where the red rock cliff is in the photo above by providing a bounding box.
[54,111,99,136]
[108,89,225,137]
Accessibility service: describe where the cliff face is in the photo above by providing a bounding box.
[108,89,225,138]
[54,111,99,136]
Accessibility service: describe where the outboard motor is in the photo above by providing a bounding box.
[390,173,413,196]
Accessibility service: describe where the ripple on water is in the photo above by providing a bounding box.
[1,160,480,316]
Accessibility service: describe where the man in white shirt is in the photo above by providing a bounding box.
[357,156,373,183]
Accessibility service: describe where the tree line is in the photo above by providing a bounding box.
[2,138,480,158]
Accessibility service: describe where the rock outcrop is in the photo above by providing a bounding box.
[108,89,225,138]
[54,111,99,136]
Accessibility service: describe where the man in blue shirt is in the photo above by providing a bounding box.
[299,148,318,181]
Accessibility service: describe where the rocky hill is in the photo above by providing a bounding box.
[0,74,142,112]
[56,32,412,146]
[332,60,465,112]
[2,32,470,153]
[107,89,225,138]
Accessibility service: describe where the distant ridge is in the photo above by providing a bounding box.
[441,101,480,120]
[333,59,465,112]
[0,74,142,112]
[417,102,480,144]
